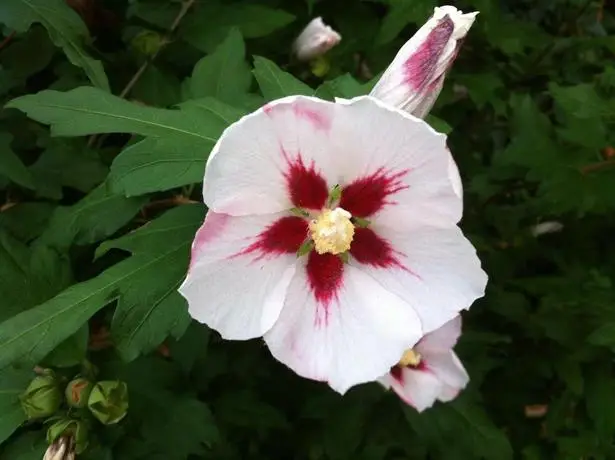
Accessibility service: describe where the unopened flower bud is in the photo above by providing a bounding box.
[530,221,563,237]
[43,437,75,460]
[131,30,165,57]
[19,372,62,420]
[65,378,93,409]
[47,419,88,455]
[370,6,478,119]
[87,381,129,425]
[293,17,341,62]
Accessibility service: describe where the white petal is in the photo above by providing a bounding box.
[530,221,564,237]
[426,351,470,401]
[265,260,423,394]
[447,149,463,199]
[293,17,342,61]
[369,7,478,117]
[418,316,463,353]
[381,367,443,412]
[203,96,339,216]
[350,224,487,335]
[179,211,302,340]
[332,96,462,228]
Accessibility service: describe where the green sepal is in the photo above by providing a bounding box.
[328,184,342,206]
[297,239,314,257]
[352,216,371,228]
[289,207,310,218]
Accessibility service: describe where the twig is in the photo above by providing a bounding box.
[87,0,196,148]
[580,160,615,175]
[0,31,16,52]
[120,0,196,99]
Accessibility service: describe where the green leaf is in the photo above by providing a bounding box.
[181,2,295,53]
[109,98,246,196]
[0,203,55,242]
[0,367,31,444]
[112,291,191,363]
[0,27,55,96]
[321,387,382,460]
[588,322,615,348]
[38,182,146,249]
[132,65,182,108]
[138,395,219,459]
[41,325,88,368]
[167,322,209,376]
[0,0,109,90]
[376,0,436,44]
[549,83,609,119]
[96,206,204,361]
[6,87,216,141]
[0,205,203,370]
[187,28,252,105]
[127,0,178,30]
[0,231,72,322]
[315,74,369,101]
[0,431,47,460]
[253,56,313,100]
[426,114,453,134]
[0,133,35,190]
[586,366,615,437]
[214,389,288,432]
[403,394,513,460]
[29,139,108,197]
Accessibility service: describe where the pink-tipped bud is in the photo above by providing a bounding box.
[370,6,478,119]
[293,17,341,62]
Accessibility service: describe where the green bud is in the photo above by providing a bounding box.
[131,30,166,57]
[310,56,331,78]
[47,419,88,455]
[87,381,129,425]
[65,378,93,409]
[19,372,62,420]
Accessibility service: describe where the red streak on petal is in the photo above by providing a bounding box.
[349,227,403,268]
[283,151,329,210]
[350,228,421,279]
[339,167,409,218]
[391,366,404,383]
[293,103,331,131]
[306,252,344,327]
[235,216,308,260]
[404,15,454,91]
[391,359,427,384]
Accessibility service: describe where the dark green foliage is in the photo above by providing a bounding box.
[1,0,614,458]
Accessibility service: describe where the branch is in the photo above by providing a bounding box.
[119,0,196,99]
[0,31,16,52]
[88,0,196,147]
[580,160,615,175]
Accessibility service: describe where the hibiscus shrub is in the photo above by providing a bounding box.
[1,0,614,459]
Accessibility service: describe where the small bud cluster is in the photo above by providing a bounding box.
[18,367,130,457]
